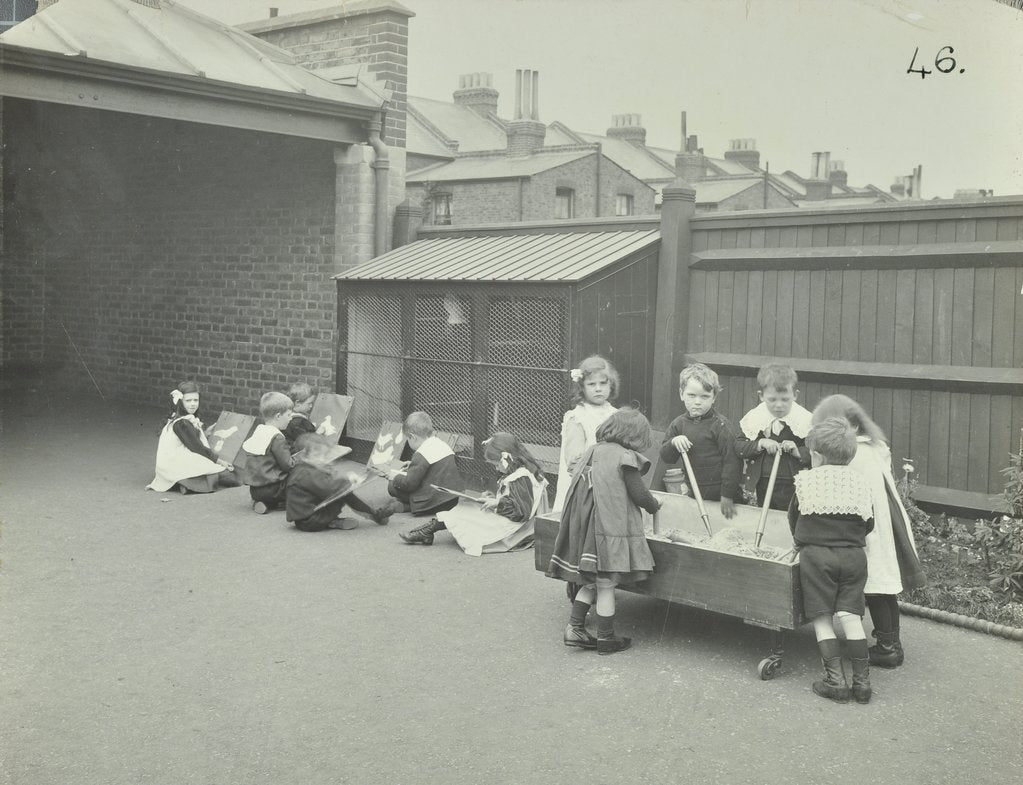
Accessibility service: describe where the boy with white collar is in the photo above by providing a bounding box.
[389,411,463,544]
[239,392,295,514]
[737,363,812,510]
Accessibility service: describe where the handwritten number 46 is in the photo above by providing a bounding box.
[908,46,963,78]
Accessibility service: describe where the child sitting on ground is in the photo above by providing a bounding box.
[285,433,359,532]
[147,381,232,493]
[789,416,875,704]
[238,392,295,514]
[547,408,660,655]
[429,432,551,554]
[659,363,741,519]
[736,363,812,510]
[283,382,318,453]
[392,411,464,544]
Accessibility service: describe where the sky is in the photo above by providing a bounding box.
[185,0,1023,199]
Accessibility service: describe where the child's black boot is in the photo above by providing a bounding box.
[869,630,903,668]
[564,599,597,649]
[848,639,872,704]
[812,638,850,703]
[595,613,631,655]
[399,517,445,545]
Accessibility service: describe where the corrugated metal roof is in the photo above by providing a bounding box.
[336,229,661,282]
[406,149,592,183]
[0,0,383,109]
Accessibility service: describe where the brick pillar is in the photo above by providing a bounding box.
[392,198,423,248]
[651,181,696,428]
[335,145,376,271]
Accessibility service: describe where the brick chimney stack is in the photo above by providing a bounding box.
[453,72,499,118]
[506,69,546,156]
[674,112,705,185]
[37,0,62,8]
[804,151,833,201]
[828,160,848,187]
[724,138,760,171]
[607,114,647,146]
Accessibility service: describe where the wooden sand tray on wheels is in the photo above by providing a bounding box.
[534,492,808,680]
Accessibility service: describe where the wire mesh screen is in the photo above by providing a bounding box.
[340,285,568,485]
[346,294,402,441]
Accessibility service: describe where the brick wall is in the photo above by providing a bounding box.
[1,100,343,413]
[244,5,411,149]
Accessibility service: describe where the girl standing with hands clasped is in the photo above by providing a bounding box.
[547,408,660,655]
[434,432,551,555]
[811,395,927,669]
[552,355,619,512]
[147,381,232,493]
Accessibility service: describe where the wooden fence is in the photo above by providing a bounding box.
[680,198,1023,504]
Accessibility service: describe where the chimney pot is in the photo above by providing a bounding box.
[453,71,499,117]
[724,138,760,170]
[607,113,646,146]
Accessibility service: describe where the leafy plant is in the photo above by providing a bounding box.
[998,429,1023,519]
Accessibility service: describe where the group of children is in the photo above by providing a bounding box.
[545,355,925,705]
[148,357,925,702]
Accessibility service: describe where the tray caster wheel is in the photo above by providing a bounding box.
[758,656,782,680]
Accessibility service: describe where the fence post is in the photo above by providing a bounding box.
[651,181,696,428]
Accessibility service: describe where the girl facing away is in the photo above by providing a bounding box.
[551,355,620,512]
[147,381,232,494]
[547,408,661,655]
[811,394,927,669]
[412,431,551,554]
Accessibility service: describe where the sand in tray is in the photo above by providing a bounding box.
[652,525,790,561]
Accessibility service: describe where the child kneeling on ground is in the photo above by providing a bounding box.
[789,416,875,704]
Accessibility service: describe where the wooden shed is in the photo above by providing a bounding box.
[334,228,661,485]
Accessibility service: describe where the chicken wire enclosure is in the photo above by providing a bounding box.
[338,282,571,485]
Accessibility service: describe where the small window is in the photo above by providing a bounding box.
[555,187,575,219]
[433,193,452,225]
[615,193,634,216]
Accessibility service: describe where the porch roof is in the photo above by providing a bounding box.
[335,229,660,283]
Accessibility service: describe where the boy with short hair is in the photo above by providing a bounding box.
[736,363,812,510]
[239,391,295,514]
[285,433,359,532]
[283,382,318,452]
[390,411,464,544]
[659,363,741,519]
[789,416,875,704]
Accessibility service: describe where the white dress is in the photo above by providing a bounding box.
[551,402,617,512]
[147,415,225,492]
[850,437,920,595]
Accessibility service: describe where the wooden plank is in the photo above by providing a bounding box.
[731,271,749,353]
[807,269,826,359]
[863,223,881,245]
[750,226,767,249]
[822,269,843,359]
[811,225,828,247]
[936,220,956,244]
[688,270,706,351]
[955,219,976,243]
[802,381,822,412]
[932,268,954,366]
[706,229,722,250]
[917,221,937,245]
[745,270,764,354]
[996,217,1020,241]
[840,269,861,360]
[975,218,998,242]
[991,267,1016,366]
[890,389,912,476]
[718,270,735,353]
[791,271,810,359]
[971,267,994,367]
[735,227,752,249]
[898,221,919,245]
[875,269,897,363]
[947,393,971,489]
[704,272,720,351]
[796,224,813,247]
[692,230,709,253]
[912,268,934,364]
[988,396,1013,495]
[845,223,864,246]
[683,351,1023,390]
[968,394,991,493]
[928,391,951,489]
[775,269,795,356]
[1016,268,1023,371]
[827,224,846,247]
[872,387,894,442]
[913,484,1009,517]
[858,269,878,362]
[893,269,915,363]
[879,222,900,245]
[776,225,795,247]
[721,228,738,249]
[909,389,930,483]
[760,270,778,355]
[950,267,975,366]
